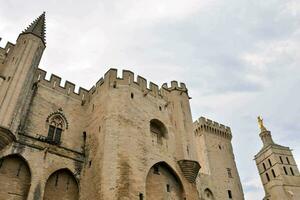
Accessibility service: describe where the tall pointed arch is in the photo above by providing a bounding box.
[146,162,185,200]
[0,154,31,200]
[43,168,79,200]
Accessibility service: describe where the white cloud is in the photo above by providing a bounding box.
[1,0,300,199]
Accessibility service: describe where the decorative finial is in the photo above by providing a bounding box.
[257,116,267,131]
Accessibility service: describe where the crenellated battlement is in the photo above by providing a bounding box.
[35,68,189,103]
[35,68,89,101]
[193,116,232,140]
[0,41,15,62]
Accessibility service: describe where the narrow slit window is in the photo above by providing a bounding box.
[166,184,170,192]
[0,159,3,169]
[266,173,270,182]
[268,159,272,167]
[228,190,232,199]
[271,169,276,178]
[263,163,266,171]
[286,157,290,165]
[284,166,288,175]
[227,168,233,178]
[290,167,294,176]
[280,156,283,164]
[139,193,144,200]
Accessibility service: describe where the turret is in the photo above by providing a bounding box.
[194,117,244,200]
[0,12,46,134]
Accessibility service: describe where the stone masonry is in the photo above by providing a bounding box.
[0,13,245,200]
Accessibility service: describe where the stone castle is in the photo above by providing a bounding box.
[0,13,245,200]
[255,117,300,200]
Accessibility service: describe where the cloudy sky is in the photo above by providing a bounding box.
[1,0,300,199]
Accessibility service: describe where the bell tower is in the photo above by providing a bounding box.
[0,12,46,134]
[254,117,300,200]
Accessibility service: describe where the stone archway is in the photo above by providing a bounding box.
[146,162,184,200]
[0,154,31,200]
[43,169,79,200]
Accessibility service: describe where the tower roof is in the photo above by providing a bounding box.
[22,12,46,44]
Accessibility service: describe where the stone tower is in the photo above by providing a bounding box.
[193,117,245,200]
[254,117,300,200]
[0,12,46,148]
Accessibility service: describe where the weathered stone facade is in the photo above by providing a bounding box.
[255,118,300,200]
[0,13,245,200]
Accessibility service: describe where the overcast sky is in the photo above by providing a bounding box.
[1,0,300,199]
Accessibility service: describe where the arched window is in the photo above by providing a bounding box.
[204,188,215,200]
[46,110,68,145]
[150,119,167,144]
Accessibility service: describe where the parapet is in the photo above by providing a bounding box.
[193,116,232,140]
[35,68,88,101]
[89,68,189,98]
[162,81,188,92]
[35,68,189,103]
[0,41,15,62]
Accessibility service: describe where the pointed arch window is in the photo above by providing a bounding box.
[46,110,68,145]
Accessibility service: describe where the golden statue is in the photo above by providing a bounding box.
[257,116,267,131]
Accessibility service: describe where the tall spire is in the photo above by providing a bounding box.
[22,12,46,44]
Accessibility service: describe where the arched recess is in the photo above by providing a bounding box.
[43,169,79,200]
[204,188,215,200]
[0,154,31,200]
[146,162,185,200]
[150,119,168,144]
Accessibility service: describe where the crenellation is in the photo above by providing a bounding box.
[95,77,104,87]
[122,70,134,84]
[160,81,188,93]
[104,68,117,85]
[194,116,232,139]
[149,82,159,96]
[49,74,62,88]
[0,42,15,64]
[136,75,147,90]
[35,68,88,101]
[4,42,15,53]
[64,81,76,95]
